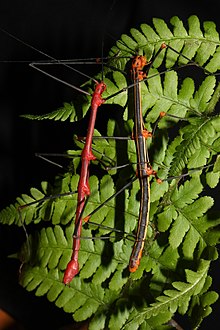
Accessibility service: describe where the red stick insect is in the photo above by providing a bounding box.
[62,81,106,284]
[0,28,110,284]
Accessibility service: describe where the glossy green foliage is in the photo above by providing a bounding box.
[1,15,220,329]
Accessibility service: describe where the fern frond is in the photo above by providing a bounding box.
[22,96,91,122]
[21,15,220,124]
[112,15,220,72]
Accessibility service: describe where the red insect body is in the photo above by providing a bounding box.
[63,82,106,284]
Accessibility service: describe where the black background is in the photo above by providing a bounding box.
[0,0,219,329]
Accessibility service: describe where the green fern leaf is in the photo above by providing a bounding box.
[169,213,190,248]
[171,176,203,208]
[21,97,91,122]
